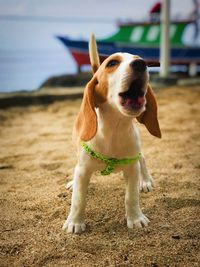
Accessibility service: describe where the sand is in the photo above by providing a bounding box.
[0,86,200,267]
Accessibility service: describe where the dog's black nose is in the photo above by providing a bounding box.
[130,59,147,72]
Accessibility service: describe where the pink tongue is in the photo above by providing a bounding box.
[124,97,145,106]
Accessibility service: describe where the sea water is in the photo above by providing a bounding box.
[0,49,76,92]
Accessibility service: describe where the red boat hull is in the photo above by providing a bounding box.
[71,50,107,66]
[71,50,160,69]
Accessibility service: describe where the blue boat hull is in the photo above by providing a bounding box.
[57,36,200,66]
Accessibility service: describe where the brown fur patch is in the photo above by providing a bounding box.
[94,79,108,106]
[93,55,122,106]
[92,64,99,74]
[137,84,161,138]
[103,55,122,73]
[75,76,98,141]
[133,55,140,59]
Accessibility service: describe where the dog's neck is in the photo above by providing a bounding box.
[89,102,137,157]
[97,102,133,133]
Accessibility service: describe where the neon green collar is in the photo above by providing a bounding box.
[81,141,142,176]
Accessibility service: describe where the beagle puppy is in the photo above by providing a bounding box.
[63,34,161,234]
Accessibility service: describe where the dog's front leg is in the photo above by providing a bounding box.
[62,164,91,234]
[123,162,149,229]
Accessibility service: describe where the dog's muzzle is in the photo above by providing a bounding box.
[119,79,146,111]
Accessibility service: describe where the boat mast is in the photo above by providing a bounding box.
[160,0,170,78]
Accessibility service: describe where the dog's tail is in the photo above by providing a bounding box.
[89,33,100,74]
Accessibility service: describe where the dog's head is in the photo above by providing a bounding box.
[75,35,161,141]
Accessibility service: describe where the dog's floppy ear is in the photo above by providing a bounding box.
[137,84,161,138]
[75,76,98,141]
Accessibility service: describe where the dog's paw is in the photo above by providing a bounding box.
[62,218,86,234]
[140,177,154,193]
[65,180,73,191]
[127,213,150,228]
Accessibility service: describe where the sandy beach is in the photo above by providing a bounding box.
[0,85,200,267]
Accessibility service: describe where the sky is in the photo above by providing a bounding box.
[0,0,196,51]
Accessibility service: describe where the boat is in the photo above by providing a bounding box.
[57,19,200,72]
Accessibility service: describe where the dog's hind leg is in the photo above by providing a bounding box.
[139,155,154,193]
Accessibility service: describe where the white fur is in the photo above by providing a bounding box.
[63,53,154,234]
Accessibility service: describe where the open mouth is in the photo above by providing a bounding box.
[119,79,146,111]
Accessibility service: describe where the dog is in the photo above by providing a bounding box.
[63,34,161,234]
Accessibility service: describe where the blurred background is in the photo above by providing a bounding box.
[1,2,200,265]
[0,0,199,92]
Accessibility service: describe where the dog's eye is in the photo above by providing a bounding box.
[106,59,120,68]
